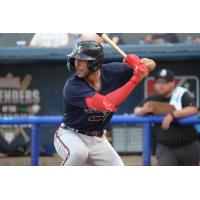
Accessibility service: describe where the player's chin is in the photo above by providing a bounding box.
[76,72,85,78]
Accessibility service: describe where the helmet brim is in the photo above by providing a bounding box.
[67,52,96,61]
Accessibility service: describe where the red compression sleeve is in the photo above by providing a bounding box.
[105,75,140,106]
[85,93,117,112]
[85,75,141,112]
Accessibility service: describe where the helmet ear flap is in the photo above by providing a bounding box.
[67,57,75,71]
[87,53,104,71]
[88,59,100,71]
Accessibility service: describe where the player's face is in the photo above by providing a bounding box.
[155,79,175,97]
[74,59,90,78]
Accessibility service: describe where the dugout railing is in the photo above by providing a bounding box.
[0,115,200,166]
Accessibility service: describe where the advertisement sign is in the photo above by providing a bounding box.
[0,73,41,153]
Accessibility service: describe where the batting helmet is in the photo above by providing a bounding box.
[66,40,104,71]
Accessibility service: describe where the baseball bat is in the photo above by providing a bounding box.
[96,33,127,58]
[97,33,156,75]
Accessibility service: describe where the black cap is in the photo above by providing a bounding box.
[155,69,175,83]
[67,40,103,61]
[66,40,104,71]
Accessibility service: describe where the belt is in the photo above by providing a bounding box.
[60,123,106,138]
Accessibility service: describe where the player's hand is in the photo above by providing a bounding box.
[134,107,146,116]
[140,58,156,72]
[123,54,148,80]
[162,113,174,130]
[123,54,156,73]
[134,63,149,80]
[123,54,142,70]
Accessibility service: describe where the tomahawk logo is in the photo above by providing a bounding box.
[145,76,199,106]
[76,45,83,54]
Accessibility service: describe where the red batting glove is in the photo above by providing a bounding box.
[124,54,144,70]
[133,64,148,80]
[124,54,148,79]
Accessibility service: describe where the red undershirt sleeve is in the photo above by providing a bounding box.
[85,75,141,112]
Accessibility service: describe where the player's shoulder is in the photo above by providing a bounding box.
[64,74,89,92]
[102,62,129,73]
[63,74,95,99]
[182,91,193,99]
[181,91,196,106]
[66,74,86,86]
[102,62,128,70]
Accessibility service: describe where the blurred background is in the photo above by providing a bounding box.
[0,33,200,166]
[0,33,200,47]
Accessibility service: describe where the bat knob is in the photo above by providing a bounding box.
[96,33,103,37]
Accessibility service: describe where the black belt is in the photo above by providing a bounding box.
[60,124,105,138]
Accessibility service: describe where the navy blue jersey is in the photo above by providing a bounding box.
[62,62,133,132]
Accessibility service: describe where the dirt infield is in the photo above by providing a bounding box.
[0,155,158,166]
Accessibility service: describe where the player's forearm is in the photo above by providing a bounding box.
[172,106,198,119]
[134,107,146,116]
[105,75,141,106]
[134,103,155,116]
[85,75,142,112]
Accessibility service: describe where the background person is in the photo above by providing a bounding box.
[134,69,200,166]
[144,33,180,44]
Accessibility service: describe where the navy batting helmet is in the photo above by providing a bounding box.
[66,40,104,71]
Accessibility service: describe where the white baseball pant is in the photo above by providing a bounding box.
[54,124,124,166]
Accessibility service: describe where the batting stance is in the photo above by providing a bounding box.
[54,40,156,166]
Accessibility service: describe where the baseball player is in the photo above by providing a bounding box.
[54,40,156,166]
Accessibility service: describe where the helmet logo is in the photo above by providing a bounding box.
[160,69,167,77]
[76,45,83,53]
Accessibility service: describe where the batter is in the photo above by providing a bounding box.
[54,40,156,166]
